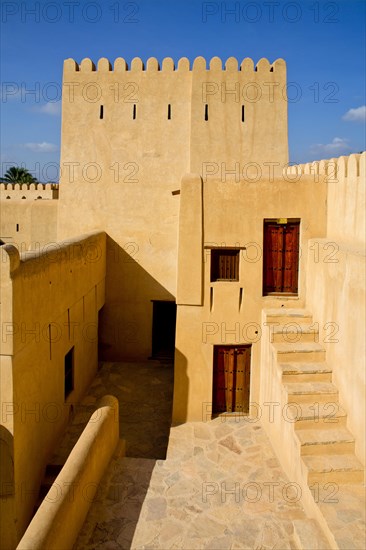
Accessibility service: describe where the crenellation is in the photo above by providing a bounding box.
[0,183,59,200]
[360,151,366,181]
[193,56,206,71]
[225,56,238,71]
[114,57,128,71]
[177,57,190,71]
[63,58,79,74]
[60,56,288,74]
[146,57,159,71]
[348,153,361,178]
[285,153,365,181]
[131,57,144,71]
[97,58,112,72]
[80,58,95,71]
[240,57,254,73]
[337,156,348,178]
[162,57,174,71]
[255,57,271,72]
[210,56,222,70]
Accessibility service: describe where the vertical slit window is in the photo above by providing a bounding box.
[133,104,137,119]
[99,105,104,119]
[168,104,171,119]
[205,104,208,121]
[242,105,245,122]
[64,347,74,400]
[16,223,19,232]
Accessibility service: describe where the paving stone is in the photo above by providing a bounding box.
[51,360,364,550]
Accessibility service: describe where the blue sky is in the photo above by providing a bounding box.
[1,0,365,181]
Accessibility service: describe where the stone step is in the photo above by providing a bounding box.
[289,401,347,429]
[295,427,355,455]
[271,324,319,344]
[302,453,364,484]
[273,342,326,363]
[264,308,313,324]
[280,362,332,383]
[284,381,338,403]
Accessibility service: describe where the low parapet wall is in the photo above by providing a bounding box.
[16,395,119,550]
[0,183,59,200]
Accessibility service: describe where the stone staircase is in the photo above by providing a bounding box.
[264,308,365,548]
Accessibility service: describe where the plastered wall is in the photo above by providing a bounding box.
[304,153,366,464]
[0,231,106,548]
[173,172,327,423]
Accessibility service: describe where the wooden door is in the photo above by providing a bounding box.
[213,345,251,414]
[263,221,299,294]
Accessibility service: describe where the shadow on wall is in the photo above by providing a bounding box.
[98,236,175,361]
[0,426,16,549]
[172,349,190,426]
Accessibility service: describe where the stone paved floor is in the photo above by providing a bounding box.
[67,361,320,550]
[51,361,173,465]
[75,418,317,550]
[50,361,364,550]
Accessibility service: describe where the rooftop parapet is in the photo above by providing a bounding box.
[63,56,286,75]
[284,152,365,181]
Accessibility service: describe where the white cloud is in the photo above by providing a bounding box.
[310,137,352,156]
[23,142,58,153]
[38,102,61,116]
[342,106,366,122]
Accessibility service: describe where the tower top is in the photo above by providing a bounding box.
[63,56,286,74]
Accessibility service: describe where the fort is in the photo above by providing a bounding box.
[0,56,365,549]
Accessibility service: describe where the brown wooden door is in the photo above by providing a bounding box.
[213,345,251,414]
[263,221,299,294]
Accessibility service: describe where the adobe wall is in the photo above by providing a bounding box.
[57,56,288,360]
[173,171,327,423]
[0,200,58,251]
[304,153,366,464]
[0,183,59,201]
[0,231,106,548]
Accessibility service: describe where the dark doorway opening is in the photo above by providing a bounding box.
[212,345,251,415]
[151,301,176,360]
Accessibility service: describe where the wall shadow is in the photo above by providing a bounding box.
[75,455,157,549]
[171,348,189,426]
[96,361,173,459]
[98,236,175,362]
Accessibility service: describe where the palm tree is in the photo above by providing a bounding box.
[1,166,38,184]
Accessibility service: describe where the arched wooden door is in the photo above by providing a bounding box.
[212,345,251,414]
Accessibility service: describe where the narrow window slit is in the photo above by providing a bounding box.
[133,104,137,119]
[242,105,245,122]
[99,105,104,119]
[210,287,214,311]
[239,288,243,311]
[205,104,208,121]
[16,223,19,232]
[168,104,171,120]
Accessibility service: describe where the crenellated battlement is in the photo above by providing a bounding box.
[0,183,59,200]
[63,56,286,74]
[285,152,365,180]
